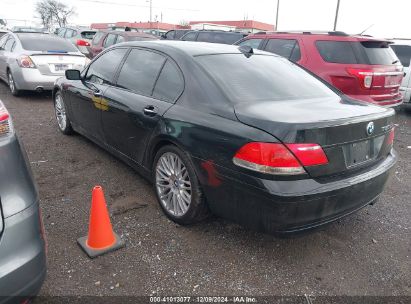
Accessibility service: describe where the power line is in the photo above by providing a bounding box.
[70,0,199,12]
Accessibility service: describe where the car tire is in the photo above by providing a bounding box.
[153,145,209,225]
[7,71,21,96]
[54,91,74,135]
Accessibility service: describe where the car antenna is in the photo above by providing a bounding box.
[238,45,254,58]
[358,24,374,36]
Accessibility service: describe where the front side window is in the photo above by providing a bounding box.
[103,34,117,48]
[85,48,127,85]
[391,45,411,67]
[116,35,125,44]
[116,49,166,96]
[165,31,175,39]
[57,28,66,37]
[238,38,263,49]
[265,39,301,62]
[153,60,184,102]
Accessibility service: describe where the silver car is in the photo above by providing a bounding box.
[0,32,88,96]
[0,99,46,302]
[56,26,96,58]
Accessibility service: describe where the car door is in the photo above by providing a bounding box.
[102,48,184,163]
[66,47,128,142]
[0,34,9,79]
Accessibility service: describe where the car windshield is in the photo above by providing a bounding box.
[195,54,337,104]
[19,35,78,52]
[81,31,96,39]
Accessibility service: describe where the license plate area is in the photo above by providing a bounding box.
[52,64,70,72]
[343,136,384,168]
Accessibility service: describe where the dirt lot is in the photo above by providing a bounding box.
[0,82,410,301]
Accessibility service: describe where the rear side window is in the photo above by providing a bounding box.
[153,60,184,102]
[316,40,399,65]
[181,32,197,41]
[57,28,66,37]
[116,49,166,96]
[92,32,105,45]
[103,34,117,48]
[391,45,411,67]
[0,35,9,48]
[85,48,127,85]
[265,39,301,62]
[175,31,188,39]
[19,35,77,52]
[165,31,175,39]
[238,38,263,49]
[4,38,15,52]
[0,32,6,38]
[116,35,125,44]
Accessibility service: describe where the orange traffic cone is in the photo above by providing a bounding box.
[77,186,124,258]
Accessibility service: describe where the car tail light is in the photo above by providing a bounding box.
[285,143,329,166]
[76,39,90,46]
[347,68,374,89]
[387,127,395,146]
[0,100,12,137]
[17,55,36,68]
[233,142,329,175]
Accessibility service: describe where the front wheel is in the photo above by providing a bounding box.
[153,145,209,225]
[54,91,73,135]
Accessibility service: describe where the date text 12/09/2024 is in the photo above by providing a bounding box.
[149,296,258,303]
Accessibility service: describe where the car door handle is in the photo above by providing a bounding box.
[143,105,158,116]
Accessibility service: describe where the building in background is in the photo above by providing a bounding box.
[90,19,274,36]
[189,20,275,33]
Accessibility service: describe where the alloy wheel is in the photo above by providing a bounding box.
[55,94,67,131]
[155,152,192,217]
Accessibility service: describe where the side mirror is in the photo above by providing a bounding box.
[65,69,81,80]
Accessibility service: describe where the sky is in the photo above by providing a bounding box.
[1,0,410,39]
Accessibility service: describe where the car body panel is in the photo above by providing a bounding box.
[391,40,411,106]
[0,103,46,301]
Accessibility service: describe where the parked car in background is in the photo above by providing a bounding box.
[11,26,47,33]
[180,30,247,44]
[0,99,46,302]
[0,32,87,96]
[53,41,396,234]
[0,30,7,38]
[56,26,96,58]
[90,30,159,58]
[390,40,411,108]
[236,31,404,107]
[162,29,192,40]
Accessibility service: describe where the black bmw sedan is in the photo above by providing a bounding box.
[53,41,397,234]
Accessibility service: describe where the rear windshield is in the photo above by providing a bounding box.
[316,40,399,65]
[197,32,245,44]
[195,54,336,104]
[19,35,78,52]
[81,31,96,39]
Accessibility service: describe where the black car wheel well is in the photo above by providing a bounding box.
[150,140,177,168]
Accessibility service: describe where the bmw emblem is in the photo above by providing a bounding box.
[366,122,375,136]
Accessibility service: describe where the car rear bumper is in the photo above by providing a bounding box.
[0,202,46,303]
[12,68,63,91]
[195,150,397,234]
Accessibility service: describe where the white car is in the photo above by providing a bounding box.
[391,40,411,108]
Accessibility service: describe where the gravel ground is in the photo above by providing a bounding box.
[0,83,410,300]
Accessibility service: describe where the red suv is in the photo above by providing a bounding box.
[236,31,404,107]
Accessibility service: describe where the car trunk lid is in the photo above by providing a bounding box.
[29,52,86,76]
[234,96,395,178]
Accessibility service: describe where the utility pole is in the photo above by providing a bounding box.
[333,0,340,31]
[275,0,280,30]
[147,0,152,28]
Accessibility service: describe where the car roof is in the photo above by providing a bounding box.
[116,40,272,57]
[246,31,391,42]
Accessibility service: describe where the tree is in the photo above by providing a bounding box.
[35,0,75,29]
